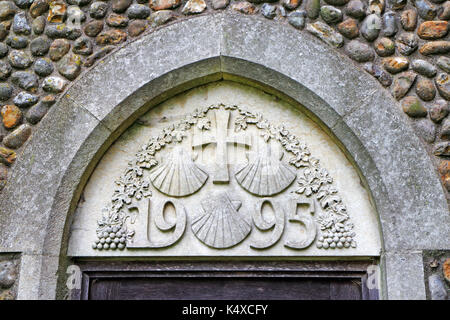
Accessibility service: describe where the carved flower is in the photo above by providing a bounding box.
[112,184,132,210]
[317,185,340,209]
[260,125,277,142]
[125,161,144,178]
[317,211,335,230]
[235,115,249,132]
[136,150,158,169]
[171,129,186,142]
[295,169,321,196]
[197,118,211,131]
[130,180,152,200]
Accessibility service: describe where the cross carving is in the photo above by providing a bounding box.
[192,109,252,184]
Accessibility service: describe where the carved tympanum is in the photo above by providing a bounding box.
[93,104,357,251]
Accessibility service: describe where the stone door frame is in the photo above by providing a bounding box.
[0,12,447,299]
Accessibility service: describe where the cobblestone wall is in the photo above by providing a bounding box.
[0,0,448,199]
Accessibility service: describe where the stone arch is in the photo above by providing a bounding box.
[0,12,447,300]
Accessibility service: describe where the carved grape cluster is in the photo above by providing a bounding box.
[93,225,128,250]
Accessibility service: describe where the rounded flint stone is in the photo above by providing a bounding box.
[3,123,32,149]
[261,3,277,19]
[30,37,51,56]
[25,101,49,124]
[382,11,397,36]
[8,50,33,69]
[288,10,307,29]
[0,83,13,101]
[12,11,31,35]
[127,4,150,19]
[361,14,381,41]
[412,59,437,78]
[42,76,67,93]
[13,91,39,108]
[6,35,29,49]
[34,58,54,77]
[320,5,343,24]
[11,71,38,91]
[345,40,374,62]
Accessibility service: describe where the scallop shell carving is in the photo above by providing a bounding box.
[149,147,208,197]
[192,192,252,249]
[235,146,296,196]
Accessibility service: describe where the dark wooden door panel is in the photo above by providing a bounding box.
[88,277,362,300]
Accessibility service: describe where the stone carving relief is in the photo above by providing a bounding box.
[93,104,357,252]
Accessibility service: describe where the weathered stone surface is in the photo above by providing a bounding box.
[6,35,28,49]
[0,43,8,58]
[84,45,114,66]
[306,21,344,48]
[34,57,54,77]
[345,0,366,19]
[361,14,381,41]
[324,0,348,5]
[96,29,127,45]
[435,73,450,100]
[368,0,384,15]
[57,53,82,80]
[418,21,449,40]
[288,10,306,29]
[415,77,436,101]
[231,1,257,14]
[337,18,359,39]
[0,60,11,80]
[25,101,49,124]
[382,11,397,36]
[439,2,450,20]
[42,76,67,93]
[0,83,13,101]
[149,10,176,27]
[383,56,409,74]
[0,163,7,190]
[1,105,22,129]
[128,19,147,37]
[8,50,33,69]
[30,0,49,18]
[32,15,46,35]
[389,0,406,10]
[428,274,447,300]
[396,32,418,55]
[441,117,450,138]
[150,0,181,11]
[13,91,39,107]
[411,59,437,78]
[127,4,151,19]
[112,0,132,13]
[48,0,66,23]
[73,37,93,55]
[30,37,50,56]
[0,24,8,42]
[444,258,450,283]
[400,9,417,31]
[363,62,393,86]
[106,13,128,28]
[12,12,31,35]
[429,99,449,123]
[414,0,436,20]
[0,146,15,165]
[0,2,16,21]
[345,40,374,62]
[374,37,395,56]
[419,41,450,55]
[182,0,206,14]
[90,1,108,19]
[281,0,301,10]
[45,23,82,40]
[305,0,320,19]
[3,123,32,148]
[0,261,16,288]
[211,0,229,9]
[437,56,450,73]
[49,38,70,61]
[391,71,416,99]
[320,5,343,24]
[11,71,38,91]
[412,118,435,143]
[434,141,450,156]
[84,21,103,38]
[402,95,427,117]
[67,5,85,22]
